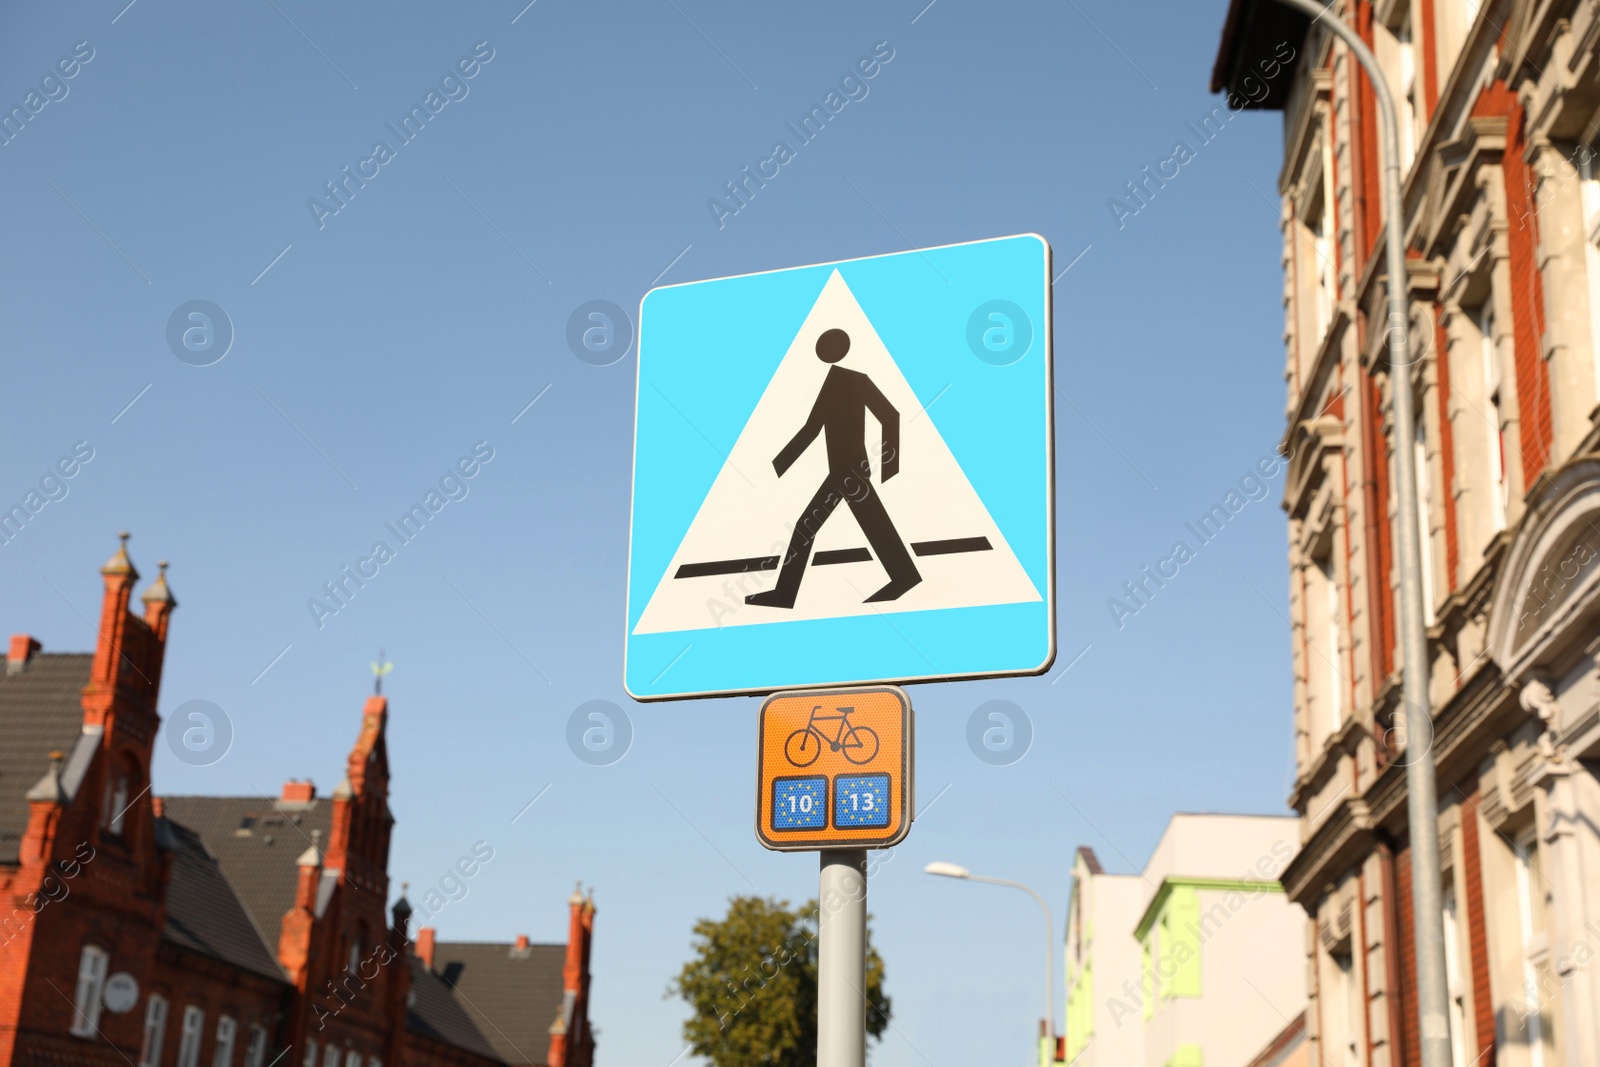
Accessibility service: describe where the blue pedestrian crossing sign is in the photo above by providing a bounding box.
[625,234,1055,701]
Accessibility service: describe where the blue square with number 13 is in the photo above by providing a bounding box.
[772,776,827,831]
[834,774,890,828]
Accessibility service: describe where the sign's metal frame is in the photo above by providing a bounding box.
[623,235,1057,701]
[754,685,913,852]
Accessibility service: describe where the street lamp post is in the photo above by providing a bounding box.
[925,862,1056,1061]
[1246,5,1453,1067]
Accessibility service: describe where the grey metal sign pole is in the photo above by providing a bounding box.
[1259,4,1453,1067]
[817,849,868,1067]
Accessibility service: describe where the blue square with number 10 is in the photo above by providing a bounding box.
[834,775,890,828]
[772,777,827,831]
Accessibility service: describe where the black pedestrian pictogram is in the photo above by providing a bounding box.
[743,329,923,608]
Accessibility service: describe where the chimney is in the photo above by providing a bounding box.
[514,934,529,950]
[7,634,40,674]
[280,779,315,803]
[417,927,436,971]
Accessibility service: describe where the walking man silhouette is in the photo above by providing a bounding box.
[745,328,922,609]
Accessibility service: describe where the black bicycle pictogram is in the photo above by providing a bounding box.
[784,704,880,767]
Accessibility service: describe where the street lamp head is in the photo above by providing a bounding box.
[923,861,971,879]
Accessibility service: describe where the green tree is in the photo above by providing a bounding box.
[670,895,890,1067]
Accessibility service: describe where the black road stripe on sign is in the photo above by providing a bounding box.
[673,556,779,579]
[673,537,991,579]
[910,536,992,557]
[813,548,874,566]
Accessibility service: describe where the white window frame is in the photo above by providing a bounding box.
[1477,301,1510,533]
[245,1025,268,1067]
[1330,950,1359,1067]
[71,945,109,1037]
[1578,148,1600,422]
[213,1015,237,1067]
[1441,886,1469,1067]
[1414,412,1437,624]
[1398,15,1420,170]
[1309,181,1335,341]
[1515,830,1548,1067]
[178,1006,205,1067]
[302,1040,318,1067]
[1309,545,1343,740]
[322,1045,339,1067]
[344,1051,361,1067]
[141,994,170,1067]
[107,772,130,835]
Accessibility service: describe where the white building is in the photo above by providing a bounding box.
[1063,814,1307,1067]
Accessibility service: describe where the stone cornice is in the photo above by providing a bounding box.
[1281,796,1373,906]
[1281,306,1353,460]
[1289,714,1364,814]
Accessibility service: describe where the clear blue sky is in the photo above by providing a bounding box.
[0,1,1291,1064]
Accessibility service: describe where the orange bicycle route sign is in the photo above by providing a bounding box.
[755,685,913,852]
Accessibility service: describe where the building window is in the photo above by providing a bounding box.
[1398,16,1421,169]
[1475,301,1510,533]
[302,1040,318,1067]
[213,1015,236,1067]
[245,1025,268,1067]
[177,1006,205,1067]
[1156,887,1202,998]
[1577,147,1600,415]
[1306,541,1344,743]
[141,995,169,1067]
[322,1045,339,1067]
[1414,412,1437,624]
[1308,182,1335,341]
[108,774,130,834]
[1514,830,1549,1067]
[1442,886,1469,1067]
[344,1051,361,1067]
[1140,935,1155,1020]
[1331,950,1359,1067]
[70,945,109,1037]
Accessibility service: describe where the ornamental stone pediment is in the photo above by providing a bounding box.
[1486,455,1600,686]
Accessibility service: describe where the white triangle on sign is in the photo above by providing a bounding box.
[632,270,1041,636]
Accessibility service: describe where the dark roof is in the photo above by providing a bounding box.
[1210,0,1309,108]
[1076,846,1104,875]
[406,955,502,1061]
[434,941,567,1067]
[158,817,288,982]
[159,795,332,940]
[0,653,93,862]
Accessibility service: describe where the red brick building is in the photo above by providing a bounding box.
[1214,1,1600,1063]
[0,536,596,1067]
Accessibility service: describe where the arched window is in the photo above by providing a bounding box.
[70,945,108,1036]
[103,756,140,836]
[140,994,169,1066]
